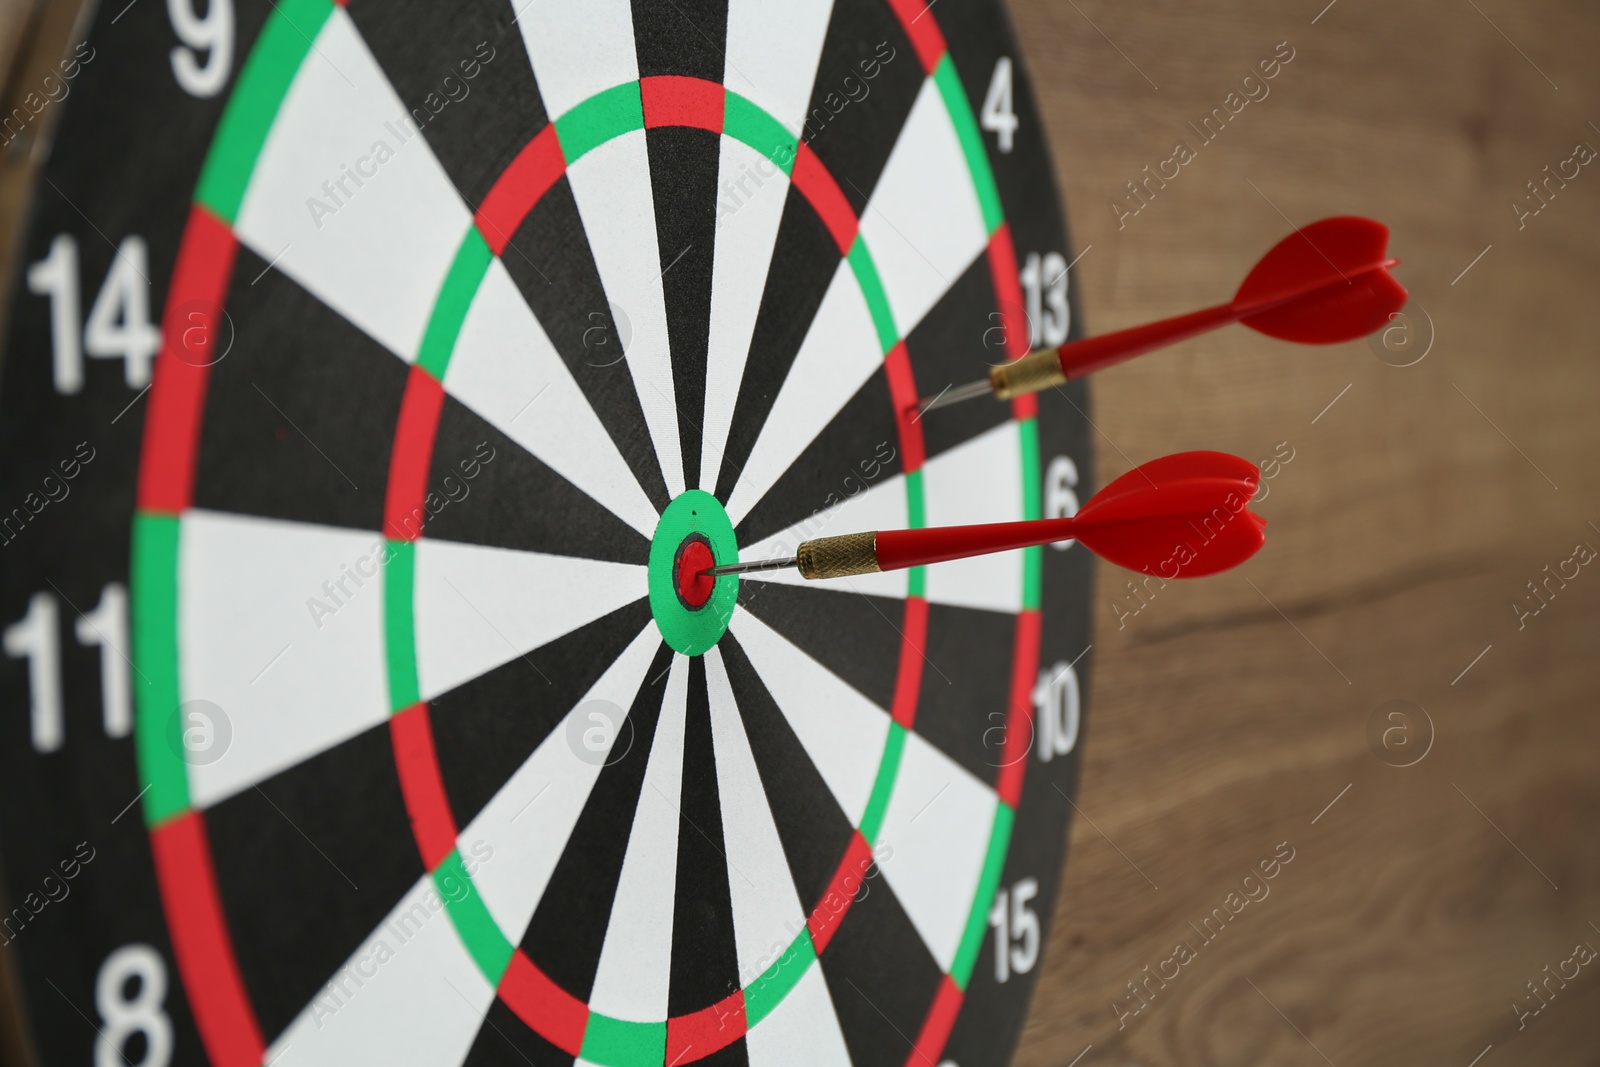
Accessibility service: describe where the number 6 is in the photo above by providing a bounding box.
[168,0,234,98]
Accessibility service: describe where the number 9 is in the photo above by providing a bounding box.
[167,0,234,98]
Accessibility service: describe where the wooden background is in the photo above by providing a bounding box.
[3,0,1599,1065]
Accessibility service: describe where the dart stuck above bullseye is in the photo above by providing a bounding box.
[920,216,1407,413]
[708,451,1266,584]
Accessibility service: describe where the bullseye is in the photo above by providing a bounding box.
[647,490,738,655]
[674,536,716,609]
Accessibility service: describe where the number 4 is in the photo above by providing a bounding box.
[981,57,1018,154]
[27,234,161,394]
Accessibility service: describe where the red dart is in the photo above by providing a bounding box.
[921,216,1407,412]
[708,451,1266,581]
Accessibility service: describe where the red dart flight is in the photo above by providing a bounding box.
[921,216,1407,412]
[708,452,1266,582]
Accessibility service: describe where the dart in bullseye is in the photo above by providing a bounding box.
[920,216,1408,413]
[708,451,1266,583]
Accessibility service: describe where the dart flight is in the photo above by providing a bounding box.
[710,451,1266,582]
[921,216,1407,412]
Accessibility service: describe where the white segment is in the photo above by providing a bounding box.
[874,730,998,972]
[515,0,638,119]
[564,132,686,498]
[745,966,854,1067]
[265,874,495,1067]
[700,0,836,490]
[739,471,910,600]
[179,511,389,809]
[446,260,659,536]
[414,539,644,701]
[921,422,1026,613]
[235,10,471,362]
[858,79,989,337]
[699,138,793,492]
[587,655,689,1021]
[466,624,661,942]
[728,608,889,825]
[704,647,809,986]
[724,263,883,525]
[724,0,834,128]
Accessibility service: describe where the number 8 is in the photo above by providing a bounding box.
[96,945,173,1067]
[167,0,234,98]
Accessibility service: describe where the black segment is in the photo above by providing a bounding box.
[712,191,840,503]
[644,128,721,492]
[519,643,673,998]
[734,367,902,547]
[460,997,575,1067]
[717,632,853,910]
[817,873,944,1067]
[501,179,672,514]
[632,0,728,81]
[424,392,648,564]
[192,247,405,532]
[632,1,727,491]
[798,5,922,217]
[736,581,900,712]
[905,253,1014,463]
[430,598,654,828]
[207,725,424,1043]
[668,660,745,1066]
[915,603,1017,789]
[347,0,546,207]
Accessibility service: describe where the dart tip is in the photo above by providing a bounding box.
[916,377,993,414]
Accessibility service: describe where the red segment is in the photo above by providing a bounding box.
[996,609,1042,806]
[882,342,926,473]
[807,831,874,954]
[383,366,446,541]
[890,597,929,728]
[389,704,460,870]
[138,205,237,513]
[885,0,950,74]
[499,951,590,1055]
[905,975,964,1066]
[675,538,716,609]
[474,124,566,254]
[641,75,725,132]
[151,813,265,1067]
[666,989,747,1064]
[790,142,858,254]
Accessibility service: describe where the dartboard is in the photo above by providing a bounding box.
[0,1,1093,1065]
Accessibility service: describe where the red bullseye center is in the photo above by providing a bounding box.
[674,537,716,610]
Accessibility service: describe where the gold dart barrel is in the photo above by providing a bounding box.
[988,348,1068,400]
[796,532,880,580]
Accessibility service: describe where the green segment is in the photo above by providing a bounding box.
[847,237,898,354]
[1018,419,1043,610]
[579,1014,667,1067]
[724,91,799,174]
[195,0,333,222]
[416,230,492,379]
[934,55,1004,234]
[904,471,926,598]
[951,803,1016,988]
[383,540,420,710]
[745,932,818,1026]
[555,82,644,163]
[436,852,514,982]
[647,490,739,656]
[858,723,906,845]
[131,514,189,826]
